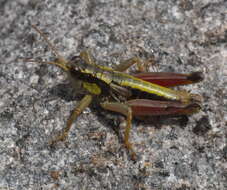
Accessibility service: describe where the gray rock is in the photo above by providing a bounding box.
[0,0,226,189]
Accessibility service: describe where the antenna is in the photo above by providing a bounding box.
[23,58,68,71]
[23,25,69,71]
[31,25,64,59]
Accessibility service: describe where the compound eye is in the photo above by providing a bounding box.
[69,56,87,71]
[70,55,81,63]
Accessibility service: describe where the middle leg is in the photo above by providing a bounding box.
[114,56,155,72]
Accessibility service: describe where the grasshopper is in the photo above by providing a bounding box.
[25,25,203,160]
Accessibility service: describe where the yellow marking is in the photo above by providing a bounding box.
[79,62,190,102]
[70,55,190,102]
[113,71,190,102]
[83,82,101,95]
[96,72,112,84]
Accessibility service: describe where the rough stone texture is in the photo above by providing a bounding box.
[0,0,226,189]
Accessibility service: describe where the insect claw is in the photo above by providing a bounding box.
[48,133,67,146]
[125,143,137,161]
